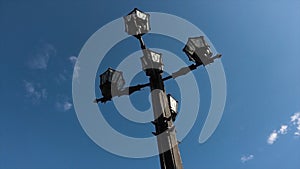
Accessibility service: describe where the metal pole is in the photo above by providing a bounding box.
[148,69,183,169]
[136,35,183,169]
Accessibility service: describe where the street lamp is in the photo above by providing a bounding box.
[123,8,150,36]
[183,36,221,66]
[141,49,163,75]
[99,68,125,99]
[95,8,222,169]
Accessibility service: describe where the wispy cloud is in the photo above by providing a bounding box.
[290,112,300,123]
[28,43,56,70]
[290,112,300,136]
[241,154,254,163]
[69,56,77,65]
[24,80,47,103]
[278,125,288,135]
[64,102,72,111]
[69,56,80,79]
[267,131,278,145]
[55,96,73,112]
[56,101,73,112]
[267,112,300,144]
[267,125,288,144]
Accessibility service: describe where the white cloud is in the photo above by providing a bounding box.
[290,112,300,136]
[63,101,72,111]
[24,80,47,103]
[278,125,288,135]
[297,122,300,131]
[267,131,278,144]
[28,43,56,70]
[267,112,300,143]
[290,112,300,123]
[55,96,73,112]
[69,56,80,79]
[241,154,254,163]
[25,81,35,93]
[69,56,77,65]
[294,132,300,136]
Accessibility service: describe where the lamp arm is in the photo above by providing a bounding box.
[93,97,111,103]
[162,53,222,82]
[93,83,150,104]
[119,83,150,96]
[161,63,201,82]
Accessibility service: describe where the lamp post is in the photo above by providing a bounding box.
[95,8,222,169]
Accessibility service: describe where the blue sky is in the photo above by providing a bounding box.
[1,0,300,168]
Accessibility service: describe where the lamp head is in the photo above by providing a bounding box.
[124,8,150,36]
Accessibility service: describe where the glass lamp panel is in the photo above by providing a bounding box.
[191,38,204,48]
[107,70,113,82]
[100,75,104,85]
[124,16,130,32]
[169,95,178,113]
[100,71,110,84]
[112,71,125,90]
[136,10,147,20]
[117,80,125,90]
[185,40,195,54]
[124,15,132,22]
[111,71,120,83]
[145,21,150,31]
[150,52,161,63]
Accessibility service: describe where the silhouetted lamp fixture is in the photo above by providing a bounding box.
[183,36,221,66]
[141,49,163,75]
[123,8,150,36]
[99,68,125,99]
[167,94,179,122]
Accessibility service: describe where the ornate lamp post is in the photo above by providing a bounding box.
[95,8,222,169]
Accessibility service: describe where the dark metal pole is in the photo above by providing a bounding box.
[136,35,183,169]
[148,69,183,169]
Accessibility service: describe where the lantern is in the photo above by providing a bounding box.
[123,8,150,36]
[183,36,214,66]
[140,49,163,74]
[99,68,125,99]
